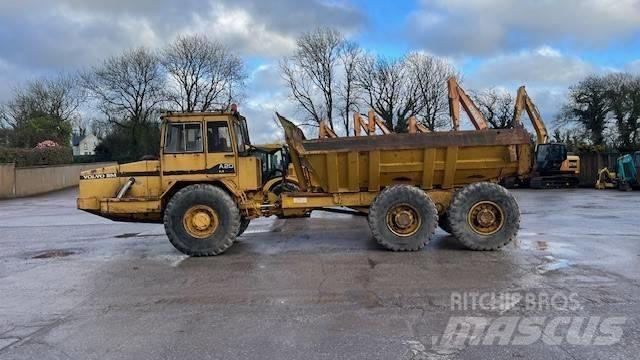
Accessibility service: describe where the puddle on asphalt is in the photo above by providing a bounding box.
[537,255,572,274]
[154,254,189,267]
[31,250,75,259]
[536,240,548,251]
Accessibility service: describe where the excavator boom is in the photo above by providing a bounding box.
[353,110,392,136]
[318,120,338,139]
[513,86,548,145]
[447,77,489,131]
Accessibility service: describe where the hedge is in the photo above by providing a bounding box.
[0,146,73,167]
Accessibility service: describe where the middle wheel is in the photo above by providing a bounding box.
[368,185,438,251]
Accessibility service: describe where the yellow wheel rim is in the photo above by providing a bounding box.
[183,205,219,238]
[467,201,505,235]
[385,204,422,237]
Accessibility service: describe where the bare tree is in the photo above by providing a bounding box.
[161,35,246,112]
[82,47,164,127]
[405,53,457,131]
[281,27,343,129]
[356,54,425,132]
[336,40,362,135]
[1,74,83,147]
[472,89,515,129]
[281,58,324,126]
[81,48,165,156]
[356,55,398,130]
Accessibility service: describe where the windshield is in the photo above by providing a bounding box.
[536,144,566,163]
[250,147,287,181]
[233,117,251,155]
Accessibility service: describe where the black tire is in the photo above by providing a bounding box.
[163,184,240,256]
[270,181,299,196]
[439,212,453,235]
[448,182,519,251]
[501,177,518,189]
[237,217,251,237]
[368,185,438,251]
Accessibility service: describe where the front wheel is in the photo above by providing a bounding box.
[368,185,438,251]
[447,182,520,251]
[163,184,240,256]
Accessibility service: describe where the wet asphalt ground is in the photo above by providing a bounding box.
[0,188,639,359]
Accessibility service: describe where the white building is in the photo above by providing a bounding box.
[72,134,100,156]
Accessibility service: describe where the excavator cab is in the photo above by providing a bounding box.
[617,152,640,190]
[535,143,568,173]
[528,142,578,188]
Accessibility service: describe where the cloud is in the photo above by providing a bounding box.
[463,46,599,129]
[241,63,296,144]
[185,4,297,58]
[0,0,365,87]
[0,0,364,66]
[0,0,366,139]
[627,60,640,73]
[467,46,596,89]
[407,0,640,56]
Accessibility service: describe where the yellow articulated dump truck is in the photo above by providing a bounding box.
[78,108,533,256]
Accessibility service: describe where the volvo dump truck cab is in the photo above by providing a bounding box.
[78,107,533,256]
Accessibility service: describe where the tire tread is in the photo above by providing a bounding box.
[448,182,520,251]
[368,185,438,251]
[163,184,240,256]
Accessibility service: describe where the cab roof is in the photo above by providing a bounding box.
[160,111,244,122]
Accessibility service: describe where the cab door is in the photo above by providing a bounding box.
[162,121,207,178]
[205,120,237,177]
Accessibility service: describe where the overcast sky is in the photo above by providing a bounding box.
[1,0,639,142]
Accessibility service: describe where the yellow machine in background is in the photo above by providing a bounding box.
[502,86,581,188]
[595,152,640,191]
[78,103,533,256]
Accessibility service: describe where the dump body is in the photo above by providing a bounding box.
[280,116,532,196]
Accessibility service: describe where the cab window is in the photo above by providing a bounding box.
[207,122,233,153]
[234,122,247,154]
[164,123,203,153]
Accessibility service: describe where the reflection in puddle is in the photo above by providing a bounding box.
[155,254,189,267]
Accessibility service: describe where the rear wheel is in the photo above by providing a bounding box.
[164,184,240,256]
[368,185,438,251]
[447,182,519,251]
